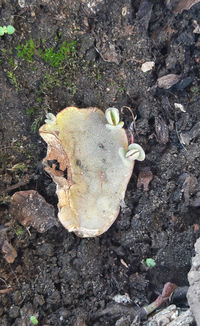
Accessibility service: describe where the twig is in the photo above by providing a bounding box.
[0,288,13,294]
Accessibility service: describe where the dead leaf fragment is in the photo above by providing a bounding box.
[155,117,169,144]
[137,167,153,191]
[2,240,17,263]
[0,228,17,263]
[157,74,181,89]
[182,174,198,204]
[10,190,59,233]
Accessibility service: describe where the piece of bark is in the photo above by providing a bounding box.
[155,117,169,144]
[173,0,200,14]
[161,96,174,120]
[10,190,59,233]
[137,168,153,191]
[180,122,200,145]
[137,0,153,32]
[157,74,181,89]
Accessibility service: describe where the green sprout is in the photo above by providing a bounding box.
[30,316,38,325]
[125,143,145,161]
[0,25,15,36]
[11,163,26,173]
[105,108,124,129]
[145,258,156,268]
[44,112,56,125]
[119,143,145,166]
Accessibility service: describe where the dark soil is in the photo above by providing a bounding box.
[0,1,200,325]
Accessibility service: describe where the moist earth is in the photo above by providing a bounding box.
[0,1,200,325]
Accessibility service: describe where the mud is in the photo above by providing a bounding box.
[0,1,200,325]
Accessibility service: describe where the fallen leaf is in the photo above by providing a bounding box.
[10,190,59,233]
[137,167,153,191]
[157,74,181,89]
[0,227,17,263]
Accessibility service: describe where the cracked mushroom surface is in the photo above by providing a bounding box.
[39,107,134,237]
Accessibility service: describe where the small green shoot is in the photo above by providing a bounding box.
[45,112,56,125]
[145,258,156,268]
[15,226,24,236]
[125,143,145,161]
[11,163,26,173]
[105,108,124,129]
[0,25,15,36]
[30,315,38,325]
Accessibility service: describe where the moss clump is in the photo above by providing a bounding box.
[16,39,36,62]
[40,40,76,67]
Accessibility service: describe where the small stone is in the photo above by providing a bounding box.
[141,61,155,72]
[174,103,186,112]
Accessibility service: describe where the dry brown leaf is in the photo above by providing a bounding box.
[0,228,17,263]
[157,74,181,89]
[137,167,153,191]
[1,240,17,263]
